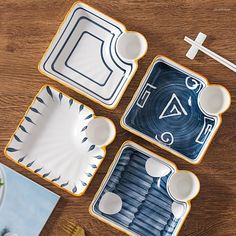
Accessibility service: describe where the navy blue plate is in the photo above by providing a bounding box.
[121,56,220,164]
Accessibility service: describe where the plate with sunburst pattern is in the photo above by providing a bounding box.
[5,85,115,196]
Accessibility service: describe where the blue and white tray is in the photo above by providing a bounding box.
[90,141,196,236]
[121,56,223,164]
[39,2,147,109]
[4,85,115,196]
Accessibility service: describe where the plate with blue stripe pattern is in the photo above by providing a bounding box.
[90,141,195,236]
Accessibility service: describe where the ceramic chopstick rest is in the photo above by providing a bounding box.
[185,32,236,72]
[185,32,207,60]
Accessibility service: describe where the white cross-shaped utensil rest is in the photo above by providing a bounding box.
[184,32,236,73]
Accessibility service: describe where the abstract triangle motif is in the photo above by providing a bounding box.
[159,93,188,119]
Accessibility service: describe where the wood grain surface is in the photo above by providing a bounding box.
[0,0,235,235]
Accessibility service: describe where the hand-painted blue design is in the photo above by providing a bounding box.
[72,185,77,193]
[6,86,99,196]
[81,181,87,186]
[123,60,218,161]
[36,96,46,105]
[18,155,27,163]
[90,164,97,168]
[14,134,23,143]
[52,176,61,182]
[19,125,29,134]
[93,145,186,236]
[79,104,84,112]
[59,92,63,102]
[65,31,113,87]
[81,126,87,132]
[94,155,103,159]
[25,116,36,125]
[27,161,35,168]
[30,107,42,115]
[67,31,113,86]
[42,6,133,105]
[85,114,93,120]
[61,181,69,187]
[43,172,51,178]
[46,86,53,100]
[69,99,73,107]
[88,145,95,152]
[82,137,88,143]
[34,167,43,173]
[6,147,19,152]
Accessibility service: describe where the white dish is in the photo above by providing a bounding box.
[39,2,147,109]
[5,85,116,196]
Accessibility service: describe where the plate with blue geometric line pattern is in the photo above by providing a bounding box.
[4,85,112,196]
[121,56,221,164]
[39,2,146,109]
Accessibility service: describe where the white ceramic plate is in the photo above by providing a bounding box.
[5,85,115,196]
[0,165,6,209]
[39,2,147,109]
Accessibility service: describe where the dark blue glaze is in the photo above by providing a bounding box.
[123,60,218,161]
[93,146,186,236]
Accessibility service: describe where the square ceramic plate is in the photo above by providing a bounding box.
[121,56,223,164]
[90,141,199,236]
[4,85,115,196]
[39,2,147,109]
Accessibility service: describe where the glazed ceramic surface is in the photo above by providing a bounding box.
[121,56,220,164]
[39,2,144,109]
[5,85,110,196]
[0,166,6,208]
[90,141,192,236]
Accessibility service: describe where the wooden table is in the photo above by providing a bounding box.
[0,0,235,235]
